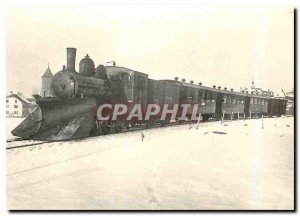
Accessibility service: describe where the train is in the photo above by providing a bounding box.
[12,48,287,141]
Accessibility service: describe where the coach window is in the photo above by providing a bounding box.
[202,91,206,102]
[209,92,212,102]
[236,97,239,104]
[250,98,253,105]
[262,99,265,105]
[205,91,209,102]
[209,92,213,102]
[232,97,236,104]
[254,98,258,105]
[223,95,227,103]
[240,98,244,104]
[194,90,198,103]
[212,92,217,103]
[198,90,201,101]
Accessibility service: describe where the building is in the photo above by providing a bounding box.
[240,81,274,97]
[6,93,36,118]
[282,89,294,115]
[41,64,53,97]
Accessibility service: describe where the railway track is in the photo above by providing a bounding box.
[6,117,249,150]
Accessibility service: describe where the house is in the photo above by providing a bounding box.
[6,93,36,118]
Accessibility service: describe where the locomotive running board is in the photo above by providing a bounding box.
[11,98,97,141]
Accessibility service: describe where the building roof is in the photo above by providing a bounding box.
[7,94,30,104]
[41,65,53,78]
[27,98,36,103]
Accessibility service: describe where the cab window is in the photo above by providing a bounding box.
[137,76,145,91]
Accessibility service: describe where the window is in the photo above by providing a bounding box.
[14,105,18,108]
[254,99,258,105]
[13,111,18,114]
[204,91,207,101]
[206,92,211,102]
[15,100,17,103]
[188,90,193,102]
[6,100,8,103]
[6,111,9,114]
[232,97,236,104]
[165,96,172,101]
[223,95,227,103]
[250,98,253,105]
[202,91,205,99]
[198,90,202,101]
[194,90,198,98]
[6,105,9,108]
[137,76,145,91]
[261,100,265,105]
[211,92,217,103]
[198,90,205,103]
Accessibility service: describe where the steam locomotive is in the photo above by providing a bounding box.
[12,48,287,141]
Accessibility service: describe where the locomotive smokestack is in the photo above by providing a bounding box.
[66,47,76,72]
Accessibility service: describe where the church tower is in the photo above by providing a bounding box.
[41,64,53,97]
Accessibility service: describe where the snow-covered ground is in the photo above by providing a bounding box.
[6,117,294,210]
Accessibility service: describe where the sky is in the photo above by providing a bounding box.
[6,4,294,97]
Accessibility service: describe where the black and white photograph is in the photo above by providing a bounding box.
[3,1,295,211]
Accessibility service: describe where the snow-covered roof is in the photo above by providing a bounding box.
[273,91,285,98]
[7,94,30,104]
